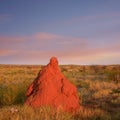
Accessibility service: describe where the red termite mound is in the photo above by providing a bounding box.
[24,57,80,112]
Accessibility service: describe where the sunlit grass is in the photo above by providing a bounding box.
[0,64,120,120]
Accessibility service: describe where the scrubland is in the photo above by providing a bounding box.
[0,64,120,120]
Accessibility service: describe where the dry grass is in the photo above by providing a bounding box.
[0,106,110,120]
[0,64,120,120]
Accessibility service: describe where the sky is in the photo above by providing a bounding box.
[0,0,120,65]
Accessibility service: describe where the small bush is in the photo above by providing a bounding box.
[0,82,29,106]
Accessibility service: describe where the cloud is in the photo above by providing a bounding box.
[0,36,28,43]
[0,32,86,52]
[34,32,60,40]
[0,50,17,56]
[10,40,120,64]
[57,43,120,59]
[32,32,88,50]
[0,32,119,64]
[0,35,29,50]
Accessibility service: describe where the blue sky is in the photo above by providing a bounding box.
[0,0,120,65]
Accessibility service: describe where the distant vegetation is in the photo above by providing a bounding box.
[0,64,120,120]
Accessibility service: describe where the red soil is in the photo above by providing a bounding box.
[25,57,80,112]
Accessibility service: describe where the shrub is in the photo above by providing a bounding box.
[0,82,29,106]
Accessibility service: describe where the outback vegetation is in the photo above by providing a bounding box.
[0,64,120,120]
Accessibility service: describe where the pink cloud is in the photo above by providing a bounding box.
[33,32,87,45]
[0,36,29,44]
[0,32,86,45]
[0,50,17,56]
[0,32,119,64]
[17,40,119,58]
[34,32,60,40]
[12,44,119,64]
[58,44,120,59]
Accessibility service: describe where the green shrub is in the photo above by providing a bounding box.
[0,82,29,106]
